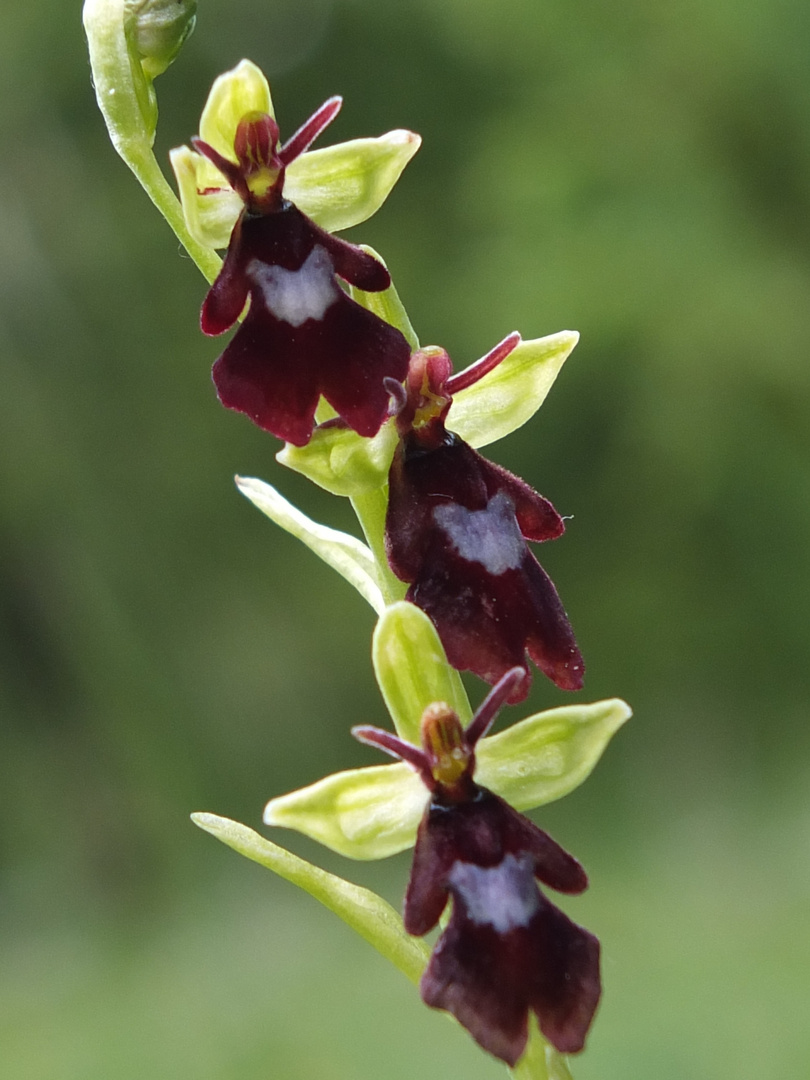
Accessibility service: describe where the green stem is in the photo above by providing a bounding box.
[351,486,407,605]
[509,1022,574,1080]
[83,0,221,284]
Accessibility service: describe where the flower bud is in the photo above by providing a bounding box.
[124,0,197,79]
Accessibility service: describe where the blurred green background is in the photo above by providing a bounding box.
[2,1,810,1077]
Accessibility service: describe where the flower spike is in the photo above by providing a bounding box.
[356,691,601,1065]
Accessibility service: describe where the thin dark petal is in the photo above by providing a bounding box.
[351,725,431,782]
[464,668,527,747]
[191,136,243,191]
[444,331,521,395]
[279,96,342,165]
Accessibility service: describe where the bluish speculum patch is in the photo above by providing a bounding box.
[247,245,339,327]
[433,491,524,575]
[448,852,540,931]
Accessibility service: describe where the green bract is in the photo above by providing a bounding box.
[236,475,385,615]
[192,813,429,982]
[170,61,421,249]
[263,696,631,860]
[277,417,399,498]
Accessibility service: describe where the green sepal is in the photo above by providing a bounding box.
[170,60,273,248]
[373,602,471,743]
[286,133,422,237]
[199,59,274,159]
[236,475,385,614]
[264,762,426,860]
[277,419,399,497]
[169,144,243,250]
[451,331,579,449]
[192,813,429,983]
[262,696,631,860]
[476,696,631,810]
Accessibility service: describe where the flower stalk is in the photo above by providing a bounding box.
[83,12,631,1076]
[83,0,221,282]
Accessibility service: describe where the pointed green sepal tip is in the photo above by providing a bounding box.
[124,0,197,79]
[199,59,274,158]
[265,695,630,860]
[170,60,272,248]
[373,601,472,744]
[476,697,632,811]
[277,418,399,497]
[451,330,580,449]
[287,131,422,236]
[191,812,429,984]
[235,475,385,614]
